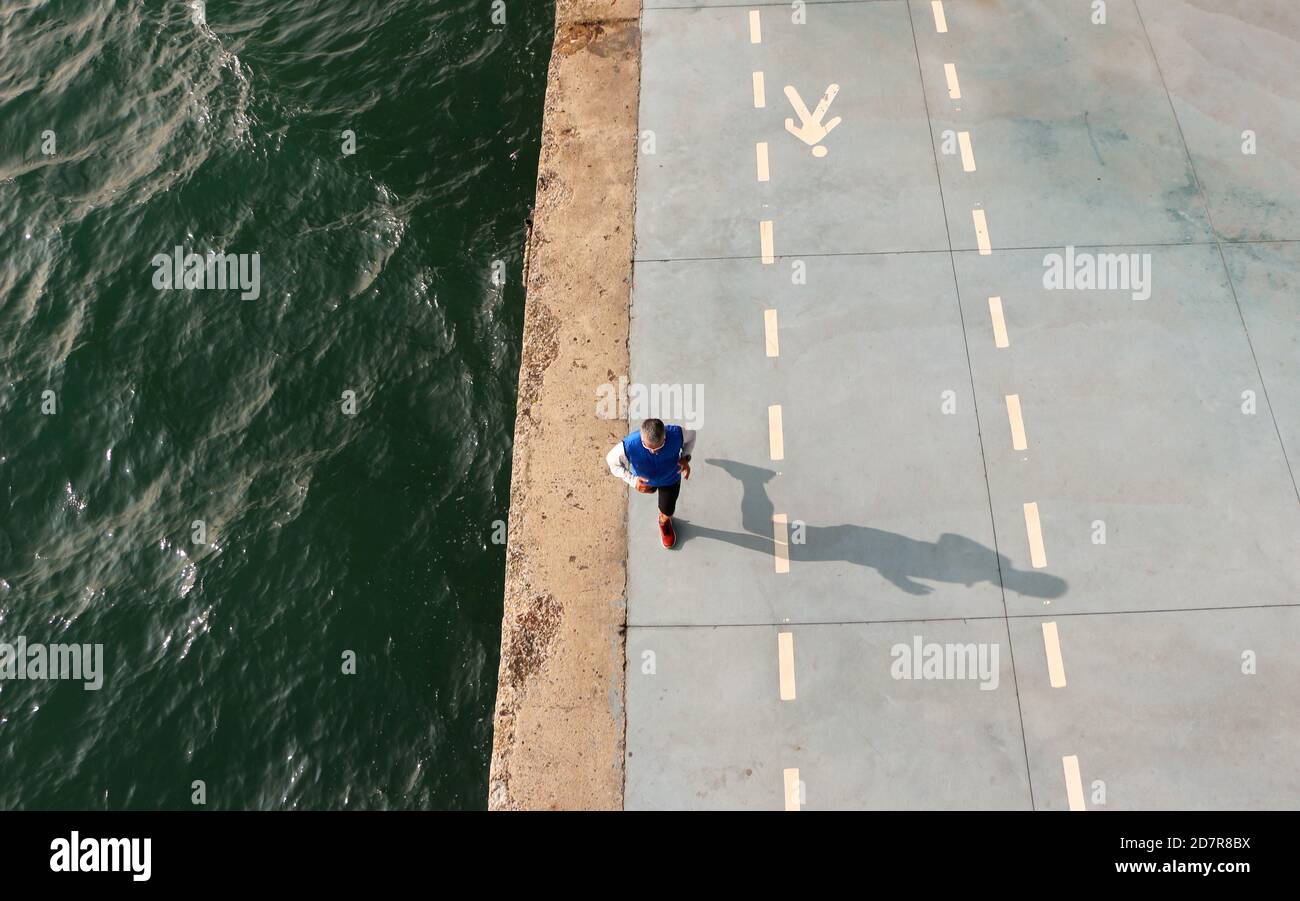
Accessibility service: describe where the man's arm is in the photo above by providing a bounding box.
[678,429,697,479]
[606,442,638,487]
[680,429,697,460]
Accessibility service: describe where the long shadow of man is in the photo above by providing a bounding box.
[674,459,1066,599]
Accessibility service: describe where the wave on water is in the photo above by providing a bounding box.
[0,0,553,809]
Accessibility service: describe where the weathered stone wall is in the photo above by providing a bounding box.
[487,0,641,811]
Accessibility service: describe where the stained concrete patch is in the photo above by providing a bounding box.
[504,592,564,689]
[1137,0,1300,242]
[910,0,1214,250]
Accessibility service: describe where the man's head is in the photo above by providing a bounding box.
[640,418,666,453]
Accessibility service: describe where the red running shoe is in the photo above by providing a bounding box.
[659,516,676,549]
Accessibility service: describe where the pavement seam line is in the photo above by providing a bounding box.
[904,0,1036,810]
[633,237,1300,265]
[1132,0,1300,507]
[626,601,1300,630]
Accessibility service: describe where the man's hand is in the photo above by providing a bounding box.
[678,459,691,480]
[635,478,653,493]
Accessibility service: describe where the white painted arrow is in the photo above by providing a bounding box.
[784,83,841,157]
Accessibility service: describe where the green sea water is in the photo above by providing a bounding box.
[0,0,551,808]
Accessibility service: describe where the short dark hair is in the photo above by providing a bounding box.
[640,418,666,447]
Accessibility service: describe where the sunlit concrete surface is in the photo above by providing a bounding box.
[634,1,946,259]
[623,0,1300,809]
[910,0,1216,249]
[954,243,1300,619]
[628,253,1016,626]
[1013,607,1300,810]
[626,620,1031,810]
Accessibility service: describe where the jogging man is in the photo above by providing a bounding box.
[606,418,696,549]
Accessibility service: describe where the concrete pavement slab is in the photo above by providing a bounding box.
[623,299,788,625]
[625,254,792,626]
[626,618,1032,809]
[954,244,1300,618]
[910,0,1214,250]
[626,252,1058,626]
[636,1,947,261]
[1012,607,1300,810]
[1136,0,1300,242]
[618,0,1300,811]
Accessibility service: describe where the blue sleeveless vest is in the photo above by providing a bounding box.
[623,425,683,488]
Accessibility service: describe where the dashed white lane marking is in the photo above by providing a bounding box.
[1042,622,1068,688]
[931,0,948,33]
[1023,502,1048,569]
[764,309,780,357]
[778,632,796,700]
[958,130,976,172]
[760,220,775,264]
[753,71,766,108]
[749,9,762,44]
[1062,755,1086,810]
[988,296,1010,348]
[773,513,790,574]
[972,208,992,255]
[1005,394,1028,451]
[944,63,961,99]
[756,141,770,182]
[768,404,785,460]
[783,768,801,810]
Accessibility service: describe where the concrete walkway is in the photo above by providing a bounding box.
[623,0,1300,809]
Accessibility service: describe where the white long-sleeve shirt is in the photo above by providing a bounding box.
[606,429,697,487]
